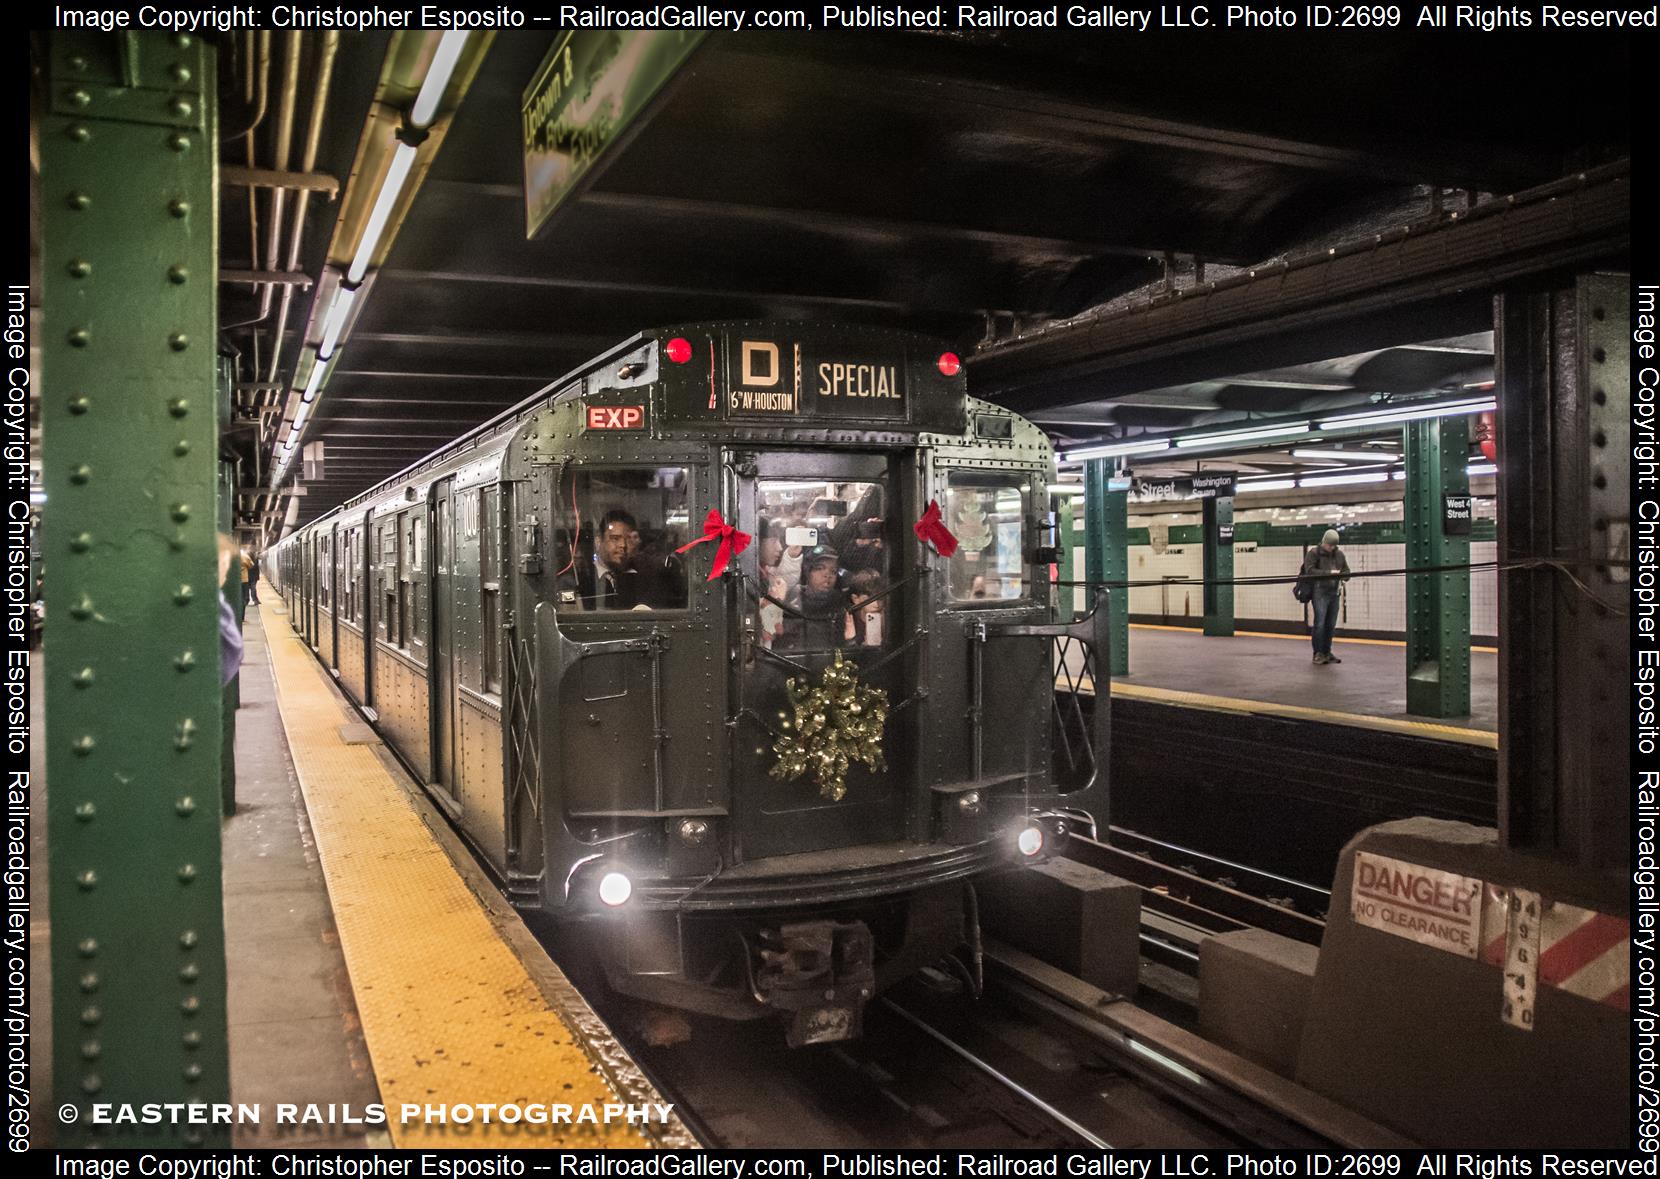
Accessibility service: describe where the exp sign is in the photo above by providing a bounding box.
[585,405,645,431]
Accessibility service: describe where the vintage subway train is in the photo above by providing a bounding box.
[267,322,1109,1045]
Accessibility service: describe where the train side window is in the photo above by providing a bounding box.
[411,514,427,663]
[480,485,501,695]
[551,467,690,613]
[380,521,397,641]
[318,536,330,609]
[942,473,1028,603]
[398,511,416,652]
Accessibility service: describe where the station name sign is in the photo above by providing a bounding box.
[521,30,705,239]
[1130,474,1236,502]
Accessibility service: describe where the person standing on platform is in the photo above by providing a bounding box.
[219,536,245,687]
[1301,528,1351,665]
[241,548,260,606]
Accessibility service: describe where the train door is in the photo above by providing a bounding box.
[431,478,458,802]
[734,452,907,861]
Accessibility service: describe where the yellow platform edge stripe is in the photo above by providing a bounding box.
[1109,679,1499,749]
[1129,622,1499,654]
[256,606,680,1149]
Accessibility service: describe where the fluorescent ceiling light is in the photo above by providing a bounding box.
[300,358,327,403]
[1300,471,1391,488]
[1318,397,1495,430]
[292,401,311,431]
[317,287,358,361]
[1173,421,1310,449]
[29,492,46,504]
[1467,462,1497,476]
[1047,483,1084,495]
[347,142,418,284]
[1237,479,1296,491]
[410,32,469,128]
[1063,439,1171,461]
[1292,448,1399,462]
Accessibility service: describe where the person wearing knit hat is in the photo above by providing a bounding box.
[1300,528,1351,665]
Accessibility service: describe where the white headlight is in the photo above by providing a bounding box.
[598,871,633,907]
[1017,826,1044,857]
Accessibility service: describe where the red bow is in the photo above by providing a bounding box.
[676,509,752,581]
[913,500,959,557]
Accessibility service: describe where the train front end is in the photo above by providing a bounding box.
[507,324,1110,1043]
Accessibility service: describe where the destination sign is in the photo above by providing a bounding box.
[726,339,800,416]
[722,337,910,422]
[805,346,906,421]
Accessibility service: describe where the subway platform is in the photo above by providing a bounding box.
[1114,625,1497,747]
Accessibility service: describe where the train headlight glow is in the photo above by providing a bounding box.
[1017,825,1044,857]
[598,872,633,907]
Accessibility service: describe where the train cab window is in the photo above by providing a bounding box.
[480,485,501,695]
[552,468,690,613]
[755,477,890,652]
[943,474,1028,603]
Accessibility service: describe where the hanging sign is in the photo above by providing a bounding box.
[522,31,706,239]
[1131,475,1237,502]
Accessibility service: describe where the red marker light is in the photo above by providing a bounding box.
[937,352,961,377]
[665,337,693,364]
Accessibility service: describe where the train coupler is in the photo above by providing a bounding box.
[754,919,875,1047]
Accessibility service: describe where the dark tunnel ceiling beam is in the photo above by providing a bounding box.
[572,189,1178,263]
[346,329,619,352]
[716,40,1557,191]
[978,163,1629,413]
[376,267,917,314]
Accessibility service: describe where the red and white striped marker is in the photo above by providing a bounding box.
[1480,884,1630,1028]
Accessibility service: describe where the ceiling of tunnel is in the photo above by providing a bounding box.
[190,27,1630,529]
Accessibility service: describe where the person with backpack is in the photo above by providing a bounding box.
[1297,529,1351,665]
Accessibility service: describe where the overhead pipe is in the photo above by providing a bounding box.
[256,32,303,331]
[221,31,273,334]
[267,31,340,390]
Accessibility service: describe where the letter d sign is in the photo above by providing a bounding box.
[741,341,780,387]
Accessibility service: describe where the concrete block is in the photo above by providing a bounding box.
[1198,928,1318,1077]
[1296,818,1630,1148]
[978,858,1140,995]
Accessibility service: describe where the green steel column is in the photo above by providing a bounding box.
[1404,417,1472,717]
[1056,490,1079,621]
[1202,496,1235,636]
[43,32,228,1145]
[1083,460,1128,676]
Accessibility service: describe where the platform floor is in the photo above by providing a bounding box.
[1117,625,1497,743]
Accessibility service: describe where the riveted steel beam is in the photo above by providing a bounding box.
[1404,416,1471,717]
[43,31,228,1147]
[1495,274,1630,873]
[1202,496,1235,637]
[1083,460,1129,676]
